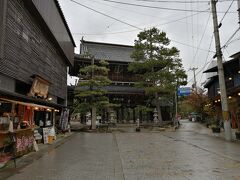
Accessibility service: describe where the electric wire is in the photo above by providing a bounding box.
[87,0,209,26]
[189,12,211,68]
[87,0,165,20]
[131,0,210,3]
[226,36,240,45]
[130,0,236,3]
[219,0,235,24]
[100,0,236,13]
[70,0,142,30]
[187,34,214,85]
[70,0,217,53]
[72,10,207,35]
[199,34,214,83]
[222,27,240,49]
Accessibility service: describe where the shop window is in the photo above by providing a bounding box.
[114,65,123,74]
[225,78,234,89]
[34,110,53,127]
[0,102,12,131]
[234,74,240,87]
[0,102,11,115]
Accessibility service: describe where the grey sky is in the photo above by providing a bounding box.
[59,0,240,87]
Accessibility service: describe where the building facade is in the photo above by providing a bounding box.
[204,52,240,129]
[0,0,75,157]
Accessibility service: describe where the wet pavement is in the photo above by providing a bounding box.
[3,120,240,180]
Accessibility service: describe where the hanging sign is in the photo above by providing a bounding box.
[28,75,50,99]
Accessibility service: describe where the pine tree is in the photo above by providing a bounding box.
[129,27,187,124]
[74,58,111,129]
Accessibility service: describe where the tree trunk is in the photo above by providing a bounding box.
[155,92,163,125]
[91,106,96,130]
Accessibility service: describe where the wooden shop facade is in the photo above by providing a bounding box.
[0,0,75,159]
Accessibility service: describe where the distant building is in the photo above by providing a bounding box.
[0,0,75,154]
[68,40,172,123]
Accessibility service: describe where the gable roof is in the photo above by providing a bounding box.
[80,40,134,63]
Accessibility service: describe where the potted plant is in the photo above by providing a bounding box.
[203,102,221,132]
[210,118,221,133]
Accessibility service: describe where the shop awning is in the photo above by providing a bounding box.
[0,98,55,110]
[0,89,66,109]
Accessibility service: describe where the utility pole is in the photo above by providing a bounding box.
[211,0,232,140]
[189,67,198,91]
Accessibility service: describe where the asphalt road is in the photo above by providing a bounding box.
[6,121,240,180]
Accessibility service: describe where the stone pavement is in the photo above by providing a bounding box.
[1,121,240,180]
[179,119,239,140]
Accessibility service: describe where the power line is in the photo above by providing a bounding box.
[131,0,236,3]
[219,0,235,24]
[72,10,207,35]
[222,27,240,49]
[199,34,214,83]
[131,0,210,3]
[70,0,142,30]
[187,34,214,85]
[226,36,240,45]
[87,0,165,20]
[101,0,236,13]
[189,12,211,68]
[171,39,215,53]
[70,0,215,61]
[86,0,208,25]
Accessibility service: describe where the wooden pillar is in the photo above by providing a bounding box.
[116,109,119,123]
[140,110,143,123]
[101,109,105,123]
[127,108,130,122]
[106,110,109,123]
[121,107,124,123]
[80,114,84,124]
[133,108,136,123]
[149,112,152,122]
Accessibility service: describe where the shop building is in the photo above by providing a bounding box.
[204,52,240,128]
[0,0,75,159]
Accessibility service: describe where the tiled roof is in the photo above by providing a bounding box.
[80,40,134,62]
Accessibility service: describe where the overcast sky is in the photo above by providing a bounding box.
[59,0,240,87]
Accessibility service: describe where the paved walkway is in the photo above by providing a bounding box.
[179,119,238,140]
[1,121,240,180]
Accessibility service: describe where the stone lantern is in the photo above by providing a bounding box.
[153,108,158,123]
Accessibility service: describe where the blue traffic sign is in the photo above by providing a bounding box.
[178,87,191,96]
